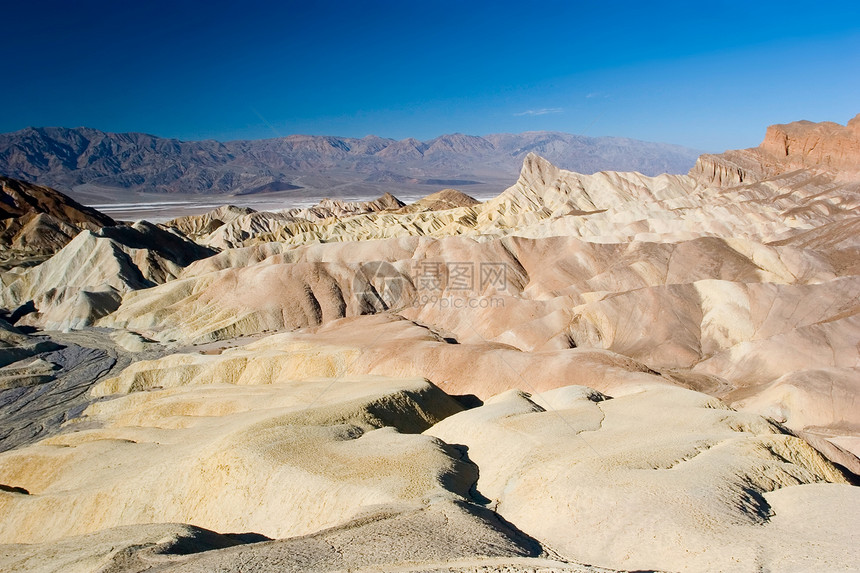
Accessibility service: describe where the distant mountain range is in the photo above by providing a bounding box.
[0,126,702,199]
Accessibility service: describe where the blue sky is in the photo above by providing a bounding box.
[3,0,859,151]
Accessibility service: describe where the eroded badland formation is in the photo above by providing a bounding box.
[0,116,859,572]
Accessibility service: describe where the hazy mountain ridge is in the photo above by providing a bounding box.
[0,126,702,197]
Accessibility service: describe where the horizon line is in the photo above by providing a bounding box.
[2,124,711,151]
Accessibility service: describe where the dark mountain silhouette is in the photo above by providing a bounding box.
[0,127,701,198]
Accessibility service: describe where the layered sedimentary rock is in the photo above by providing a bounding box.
[0,175,115,267]
[1,222,214,330]
[91,314,660,400]
[396,188,480,213]
[691,113,860,186]
[163,205,255,241]
[78,122,860,468]
[283,192,405,220]
[177,144,858,250]
[0,115,859,573]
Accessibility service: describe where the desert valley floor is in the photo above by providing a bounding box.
[0,116,859,572]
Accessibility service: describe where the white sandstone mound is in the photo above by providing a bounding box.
[203,210,307,250]
[91,313,661,400]
[0,504,613,573]
[0,221,214,330]
[1,379,855,572]
[0,376,466,544]
[109,329,159,353]
[163,204,256,240]
[281,192,405,220]
[0,523,254,573]
[426,384,858,572]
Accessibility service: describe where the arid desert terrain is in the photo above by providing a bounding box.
[1,115,859,572]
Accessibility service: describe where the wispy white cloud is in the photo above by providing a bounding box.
[514,107,563,117]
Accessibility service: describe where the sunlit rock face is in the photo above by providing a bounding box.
[0,175,116,269]
[692,113,860,186]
